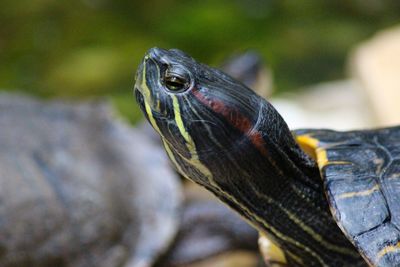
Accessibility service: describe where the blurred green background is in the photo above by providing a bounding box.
[1,0,400,123]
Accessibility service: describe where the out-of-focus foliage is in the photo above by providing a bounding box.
[1,0,399,123]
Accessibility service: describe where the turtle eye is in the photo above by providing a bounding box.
[164,66,190,92]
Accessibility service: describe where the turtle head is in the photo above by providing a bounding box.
[134,47,266,186]
[134,47,196,118]
[134,48,364,266]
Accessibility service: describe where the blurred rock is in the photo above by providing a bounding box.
[221,51,273,98]
[0,93,182,267]
[271,79,374,130]
[180,251,262,267]
[258,235,287,267]
[158,195,259,267]
[350,25,400,126]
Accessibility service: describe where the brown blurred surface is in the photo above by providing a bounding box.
[350,25,400,127]
[183,251,261,267]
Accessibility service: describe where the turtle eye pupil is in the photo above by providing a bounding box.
[164,67,190,92]
[165,75,187,91]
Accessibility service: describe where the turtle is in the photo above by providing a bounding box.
[133,47,400,267]
[0,93,181,267]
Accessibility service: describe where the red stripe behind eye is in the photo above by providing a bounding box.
[192,88,268,156]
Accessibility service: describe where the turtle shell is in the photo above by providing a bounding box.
[0,93,182,267]
[295,126,400,267]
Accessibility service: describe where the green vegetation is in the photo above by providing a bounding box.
[1,0,399,123]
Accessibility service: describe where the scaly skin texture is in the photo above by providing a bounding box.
[134,48,367,267]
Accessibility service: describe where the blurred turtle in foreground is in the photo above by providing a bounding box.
[0,93,181,267]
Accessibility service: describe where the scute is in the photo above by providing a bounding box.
[381,159,400,230]
[295,126,400,267]
[327,176,388,236]
[355,223,400,267]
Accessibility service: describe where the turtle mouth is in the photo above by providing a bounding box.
[134,88,145,113]
[133,55,153,113]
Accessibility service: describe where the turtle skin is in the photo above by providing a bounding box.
[134,47,399,267]
[295,126,400,267]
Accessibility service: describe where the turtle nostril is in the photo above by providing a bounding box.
[147,47,168,60]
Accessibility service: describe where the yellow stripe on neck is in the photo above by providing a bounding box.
[172,96,192,146]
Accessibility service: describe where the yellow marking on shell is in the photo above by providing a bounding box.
[295,134,329,169]
[296,135,351,170]
[316,148,329,169]
[337,184,380,200]
[258,234,287,264]
[296,135,319,160]
[377,241,400,261]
